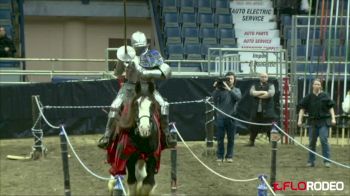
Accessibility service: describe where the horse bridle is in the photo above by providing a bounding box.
[134,104,155,136]
[137,115,152,122]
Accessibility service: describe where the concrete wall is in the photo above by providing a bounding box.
[22,0,153,82]
[24,17,153,82]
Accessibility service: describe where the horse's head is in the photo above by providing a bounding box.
[134,95,156,138]
[119,81,159,138]
[132,81,159,138]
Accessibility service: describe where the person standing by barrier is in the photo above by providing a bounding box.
[0,26,16,58]
[341,90,350,130]
[297,78,336,168]
[246,72,277,147]
[342,90,350,113]
[212,72,241,162]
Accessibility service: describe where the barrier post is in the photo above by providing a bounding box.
[31,95,45,160]
[257,175,268,196]
[270,123,280,187]
[59,128,71,196]
[204,97,215,155]
[113,175,124,196]
[170,123,177,193]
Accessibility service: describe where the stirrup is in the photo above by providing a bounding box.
[165,132,177,148]
[97,136,110,149]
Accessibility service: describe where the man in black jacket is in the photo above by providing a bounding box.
[0,26,16,57]
[247,72,277,146]
[298,78,336,167]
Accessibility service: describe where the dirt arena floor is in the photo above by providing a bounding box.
[1,134,349,196]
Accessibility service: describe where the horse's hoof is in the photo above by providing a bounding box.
[107,177,116,193]
[139,184,154,196]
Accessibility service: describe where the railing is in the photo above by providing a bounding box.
[0,47,311,82]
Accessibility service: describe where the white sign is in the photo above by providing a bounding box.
[235,29,280,38]
[235,22,277,30]
[238,49,285,74]
[239,51,284,62]
[226,0,285,74]
[239,45,282,51]
[231,8,274,23]
[237,37,281,47]
[230,0,273,8]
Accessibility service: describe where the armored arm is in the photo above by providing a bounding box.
[114,61,126,77]
[140,63,172,80]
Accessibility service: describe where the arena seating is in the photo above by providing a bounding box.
[0,0,17,68]
[156,0,235,71]
[0,0,12,27]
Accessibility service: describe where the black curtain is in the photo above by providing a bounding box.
[0,78,281,140]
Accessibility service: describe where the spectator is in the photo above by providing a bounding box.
[0,26,16,57]
[297,78,336,168]
[342,90,350,129]
[246,72,277,147]
[212,72,241,163]
[342,90,350,113]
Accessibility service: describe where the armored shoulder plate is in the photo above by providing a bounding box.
[140,49,164,68]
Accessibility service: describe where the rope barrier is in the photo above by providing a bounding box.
[34,97,60,129]
[173,124,258,182]
[275,124,350,169]
[61,126,111,181]
[44,105,111,109]
[34,97,112,180]
[169,99,205,105]
[33,96,350,195]
[205,100,272,126]
[204,98,350,169]
[41,99,204,110]
[206,99,350,169]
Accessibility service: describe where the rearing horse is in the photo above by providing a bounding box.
[107,82,163,196]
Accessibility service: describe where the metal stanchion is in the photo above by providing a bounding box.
[170,123,177,194]
[59,128,71,196]
[31,95,46,160]
[204,97,215,156]
[270,123,280,187]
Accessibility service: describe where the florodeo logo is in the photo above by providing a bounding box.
[273,181,344,191]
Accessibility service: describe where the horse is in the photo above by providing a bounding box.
[107,82,163,196]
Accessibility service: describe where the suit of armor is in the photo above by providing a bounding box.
[98,31,176,149]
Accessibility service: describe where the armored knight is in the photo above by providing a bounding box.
[98,31,176,149]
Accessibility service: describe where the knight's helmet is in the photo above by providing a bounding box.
[131,31,148,56]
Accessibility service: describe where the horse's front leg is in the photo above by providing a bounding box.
[126,154,138,196]
[139,156,156,196]
[135,159,147,182]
